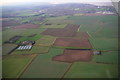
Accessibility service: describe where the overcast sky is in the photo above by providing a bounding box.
[1,0,120,5]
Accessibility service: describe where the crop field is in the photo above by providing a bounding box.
[21,48,71,78]
[35,35,56,46]
[3,54,36,78]
[13,24,39,29]
[75,32,89,38]
[69,16,118,38]
[40,24,67,28]
[53,49,93,63]
[2,14,118,78]
[64,62,118,78]
[42,24,80,37]
[3,44,18,55]
[53,37,92,49]
[45,16,74,24]
[12,46,49,54]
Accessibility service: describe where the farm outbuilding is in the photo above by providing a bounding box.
[17,45,32,50]
[19,41,35,46]
[17,40,35,51]
[93,51,102,55]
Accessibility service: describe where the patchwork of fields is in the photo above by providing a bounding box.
[2,15,119,78]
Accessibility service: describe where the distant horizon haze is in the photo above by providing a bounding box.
[1,0,120,6]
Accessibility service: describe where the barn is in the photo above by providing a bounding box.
[17,41,35,50]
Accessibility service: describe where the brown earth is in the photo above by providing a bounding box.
[75,32,89,39]
[41,24,80,37]
[13,23,39,29]
[52,49,93,63]
[53,37,92,49]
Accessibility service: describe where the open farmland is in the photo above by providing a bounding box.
[3,28,46,42]
[12,46,49,55]
[53,37,92,49]
[40,24,67,28]
[2,2,118,79]
[75,32,89,38]
[13,23,39,29]
[21,48,71,78]
[89,38,118,51]
[16,34,43,44]
[42,24,80,37]
[3,44,18,55]
[64,62,118,78]
[3,54,36,78]
[92,51,119,64]
[35,36,56,46]
[45,16,74,25]
[53,49,93,63]
[69,16,118,38]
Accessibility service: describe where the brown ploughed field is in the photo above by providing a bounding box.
[75,32,89,39]
[52,49,93,63]
[13,23,39,29]
[53,37,92,49]
[41,24,80,37]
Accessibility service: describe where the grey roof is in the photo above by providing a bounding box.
[17,45,33,50]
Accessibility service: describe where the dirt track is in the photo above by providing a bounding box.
[52,49,93,63]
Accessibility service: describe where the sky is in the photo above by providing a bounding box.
[1,0,120,6]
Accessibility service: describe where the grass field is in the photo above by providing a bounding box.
[2,15,118,78]
[16,34,43,44]
[3,44,18,55]
[45,16,74,25]
[3,28,46,42]
[92,51,119,64]
[69,16,118,38]
[3,54,36,78]
[40,24,66,28]
[21,48,71,78]
[35,36,56,46]
[64,62,118,78]
[12,46,49,54]
[89,38,118,51]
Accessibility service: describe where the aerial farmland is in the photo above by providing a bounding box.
[1,1,119,79]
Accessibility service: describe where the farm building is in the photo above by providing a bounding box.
[17,45,32,50]
[17,41,35,50]
[18,41,35,46]
[93,51,102,55]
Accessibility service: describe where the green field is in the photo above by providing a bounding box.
[89,38,118,51]
[92,51,119,64]
[45,16,74,25]
[69,16,118,38]
[3,28,46,42]
[64,62,118,78]
[35,36,56,46]
[16,34,43,44]
[17,10,39,16]
[40,24,66,28]
[12,46,49,54]
[21,48,71,78]
[2,15,118,78]
[3,44,18,55]
[3,54,36,78]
